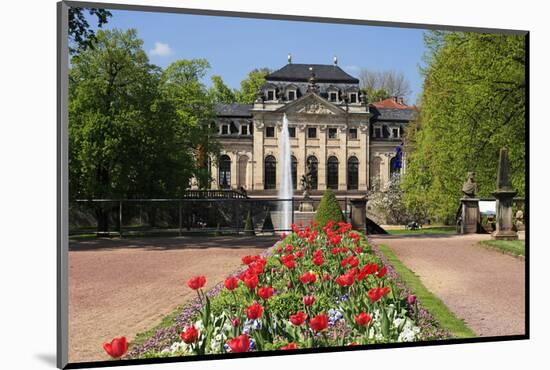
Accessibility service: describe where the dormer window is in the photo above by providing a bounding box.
[221,124,229,135]
[348,92,358,104]
[287,90,296,101]
[266,90,276,101]
[241,125,248,136]
[374,126,382,138]
[329,91,338,102]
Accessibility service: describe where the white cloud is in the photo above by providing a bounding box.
[149,42,173,57]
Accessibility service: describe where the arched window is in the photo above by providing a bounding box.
[306,156,318,190]
[370,157,381,190]
[219,155,231,189]
[291,155,298,190]
[264,155,277,190]
[327,156,339,190]
[347,156,359,190]
[238,155,248,188]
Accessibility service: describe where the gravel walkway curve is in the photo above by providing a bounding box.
[68,235,278,363]
[370,233,525,337]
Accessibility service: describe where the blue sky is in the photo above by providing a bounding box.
[88,9,428,103]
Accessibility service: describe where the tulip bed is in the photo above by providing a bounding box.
[121,220,437,360]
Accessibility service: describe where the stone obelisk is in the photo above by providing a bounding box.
[492,148,518,240]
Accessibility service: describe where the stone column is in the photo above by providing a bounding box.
[297,123,307,186]
[338,126,348,191]
[492,148,518,240]
[350,198,367,233]
[318,125,327,190]
[211,157,219,190]
[359,125,368,190]
[230,151,238,190]
[253,120,265,190]
[460,197,480,234]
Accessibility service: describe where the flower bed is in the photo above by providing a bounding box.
[121,220,446,360]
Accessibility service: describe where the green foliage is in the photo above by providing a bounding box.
[235,68,270,103]
[209,75,236,103]
[68,7,112,54]
[313,189,344,226]
[404,32,526,223]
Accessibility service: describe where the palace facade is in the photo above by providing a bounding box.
[209,60,416,197]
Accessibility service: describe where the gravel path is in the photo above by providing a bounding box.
[370,233,525,337]
[68,235,278,363]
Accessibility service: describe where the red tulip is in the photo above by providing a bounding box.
[303,295,315,306]
[281,343,299,350]
[376,266,387,278]
[224,276,239,291]
[408,294,417,305]
[368,287,391,303]
[187,275,206,290]
[180,325,199,344]
[309,314,328,332]
[231,317,241,327]
[299,271,317,284]
[280,254,295,269]
[295,251,305,259]
[285,244,294,253]
[243,273,259,290]
[335,272,355,287]
[245,302,264,320]
[331,247,340,255]
[257,286,274,300]
[289,311,307,326]
[354,312,372,327]
[103,336,128,359]
[280,232,287,240]
[227,334,250,353]
[313,255,324,266]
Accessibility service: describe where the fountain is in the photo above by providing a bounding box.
[278,113,293,231]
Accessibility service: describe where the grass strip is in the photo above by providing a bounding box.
[378,244,476,338]
[479,240,525,257]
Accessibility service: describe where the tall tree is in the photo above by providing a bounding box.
[235,68,271,103]
[209,75,236,103]
[359,69,411,102]
[68,7,112,54]
[403,32,526,223]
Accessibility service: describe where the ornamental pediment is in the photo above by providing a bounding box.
[275,93,345,115]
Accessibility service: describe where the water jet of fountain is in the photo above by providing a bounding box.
[278,113,293,232]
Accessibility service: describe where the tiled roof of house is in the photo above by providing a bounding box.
[215,103,253,117]
[266,63,359,83]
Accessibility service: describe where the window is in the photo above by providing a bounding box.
[349,93,358,104]
[288,127,296,138]
[392,127,400,138]
[374,127,382,138]
[266,126,275,138]
[327,156,339,190]
[264,156,277,189]
[291,155,298,190]
[241,125,248,135]
[349,128,358,139]
[288,90,296,101]
[308,127,317,138]
[306,156,318,190]
[390,156,401,177]
[329,91,338,102]
[328,128,338,139]
[219,155,231,189]
[347,156,359,190]
[266,90,275,101]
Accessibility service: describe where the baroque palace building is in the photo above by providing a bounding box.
[209,58,416,197]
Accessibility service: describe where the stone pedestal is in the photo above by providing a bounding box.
[299,200,315,212]
[460,198,480,234]
[350,198,367,233]
[492,191,518,240]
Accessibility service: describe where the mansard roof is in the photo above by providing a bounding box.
[266,63,360,84]
[215,103,253,118]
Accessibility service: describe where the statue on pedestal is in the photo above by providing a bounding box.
[299,162,315,212]
[462,172,479,198]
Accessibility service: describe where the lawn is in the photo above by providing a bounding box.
[387,226,456,236]
[377,244,476,338]
[479,240,525,257]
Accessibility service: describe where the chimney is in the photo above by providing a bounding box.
[398,97,404,105]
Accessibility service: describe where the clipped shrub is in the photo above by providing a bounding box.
[261,209,274,232]
[243,210,255,236]
[313,189,344,227]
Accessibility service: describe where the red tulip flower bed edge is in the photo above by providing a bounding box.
[115,221,449,360]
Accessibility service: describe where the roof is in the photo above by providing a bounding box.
[266,63,359,84]
[215,103,253,117]
[370,98,412,110]
[369,98,417,121]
